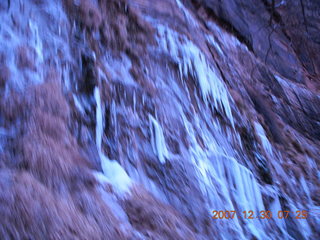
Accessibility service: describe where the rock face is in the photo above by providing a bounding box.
[0,0,319,239]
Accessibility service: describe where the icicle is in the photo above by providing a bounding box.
[149,115,169,164]
[133,90,136,112]
[268,192,288,237]
[156,25,234,127]
[94,87,132,195]
[94,87,103,152]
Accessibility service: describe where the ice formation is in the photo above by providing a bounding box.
[156,25,234,127]
[0,0,318,239]
[94,86,132,195]
[254,122,274,157]
[149,115,169,164]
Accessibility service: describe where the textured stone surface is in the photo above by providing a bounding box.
[0,0,319,239]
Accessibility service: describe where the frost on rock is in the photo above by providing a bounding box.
[103,54,136,86]
[0,0,70,92]
[149,115,169,164]
[156,25,234,127]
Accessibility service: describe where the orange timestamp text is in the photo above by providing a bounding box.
[211,210,308,220]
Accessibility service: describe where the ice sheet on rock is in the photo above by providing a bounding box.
[28,20,43,64]
[94,86,132,195]
[211,154,267,239]
[195,151,267,238]
[149,115,169,164]
[180,109,268,239]
[156,25,234,127]
[0,21,41,90]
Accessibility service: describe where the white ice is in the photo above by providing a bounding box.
[206,35,224,56]
[94,87,132,195]
[94,87,103,152]
[149,115,169,164]
[179,109,267,239]
[299,176,312,205]
[254,122,273,157]
[100,155,132,196]
[175,0,198,28]
[156,25,234,127]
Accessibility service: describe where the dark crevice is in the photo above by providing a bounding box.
[299,0,308,33]
[260,0,282,24]
[260,0,293,43]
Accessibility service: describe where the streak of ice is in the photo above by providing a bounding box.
[207,21,247,50]
[254,122,273,157]
[206,35,224,56]
[73,94,85,115]
[149,115,169,164]
[300,176,312,205]
[175,0,198,27]
[94,87,103,153]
